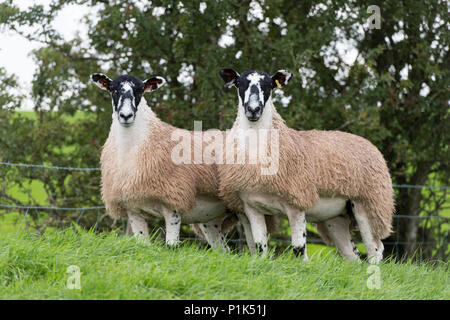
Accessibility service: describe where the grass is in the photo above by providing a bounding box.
[0,228,448,300]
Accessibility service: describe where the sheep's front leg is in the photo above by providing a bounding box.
[162,209,181,247]
[127,212,149,241]
[243,203,268,256]
[285,207,307,260]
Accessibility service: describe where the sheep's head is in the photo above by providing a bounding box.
[220,68,292,122]
[91,73,166,127]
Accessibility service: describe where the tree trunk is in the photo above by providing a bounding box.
[394,162,431,260]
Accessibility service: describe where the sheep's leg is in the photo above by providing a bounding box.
[285,207,308,260]
[237,213,256,254]
[352,201,384,264]
[317,215,359,261]
[243,203,268,256]
[190,223,205,240]
[351,241,361,257]
[127,212,149,241]
[162,210,181,247]
[198,216,230,251]
[315,222,334,246]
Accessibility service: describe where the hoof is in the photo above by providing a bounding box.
[255,243,267,257]
[166,240,181,249]
[293,245,305,258]
[368,254,382,264]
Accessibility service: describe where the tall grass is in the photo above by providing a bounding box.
[0,228,448,300]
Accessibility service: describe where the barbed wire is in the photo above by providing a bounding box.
[3,206,447,247]
[0,161,100,171]
[393,184,450,190]
[1,161,449,189]
[0,204,105,210]
[1,202,447,258]
[0,204,448,221]
[393,214,449,219]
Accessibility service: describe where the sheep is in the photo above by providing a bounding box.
[91,73,236,249]
[218,68,395,263]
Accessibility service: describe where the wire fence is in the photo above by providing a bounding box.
[2,161,449,189]
[0,161,101,171]
[1,161,449,259]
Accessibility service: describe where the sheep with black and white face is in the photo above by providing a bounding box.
[92,73,231,249]
[218,68,395,263]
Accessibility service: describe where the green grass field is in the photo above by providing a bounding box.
[0,228,448,300]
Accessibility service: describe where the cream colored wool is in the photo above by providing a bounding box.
[101,98,220,220]
[219,103,395,239]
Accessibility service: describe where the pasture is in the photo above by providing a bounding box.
[0,228,448,300]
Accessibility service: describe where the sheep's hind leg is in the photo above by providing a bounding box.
[162,209,181,247]
[198,216,230,252]
[244,203,268,256]
[128,212,149,241]
[285,207,308,260]
[237,213,256,254]
[316,215,359,261]
[352,201,384,264]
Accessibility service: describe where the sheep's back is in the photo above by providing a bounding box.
[290,128,395,238]
[218,125,394,238]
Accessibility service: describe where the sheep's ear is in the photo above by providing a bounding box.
[219,68,240,88]
[271,70,292,89]
[144,76,166,92]
[91,73,112,91]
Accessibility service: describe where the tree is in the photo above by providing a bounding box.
[0,0,448,259]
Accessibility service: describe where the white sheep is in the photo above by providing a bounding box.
[218,68,395,263]
[91,73,233,248]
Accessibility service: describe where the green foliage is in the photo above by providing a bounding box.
[0,0,448,259]
[0,67,22,110]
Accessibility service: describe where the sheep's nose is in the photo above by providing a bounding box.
[119,112,133,121]
[253,106,261,113]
